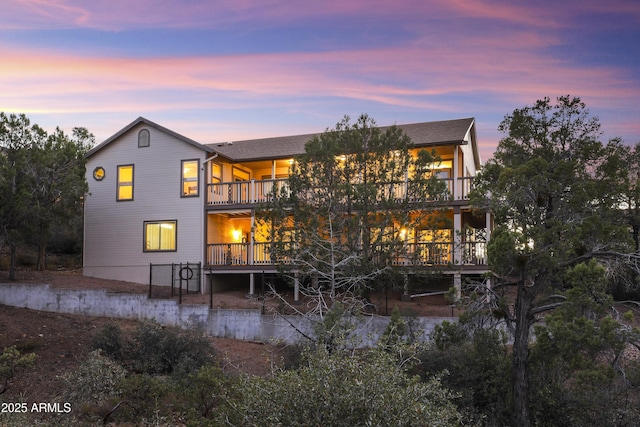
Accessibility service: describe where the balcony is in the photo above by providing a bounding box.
[206,176,475,206]
[206,240,486,267]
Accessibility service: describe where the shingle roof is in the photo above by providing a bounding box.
[88,117,479,167]
[208,117,476,162]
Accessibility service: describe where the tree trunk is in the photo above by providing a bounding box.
[8,242,17,280]
[511,277,533,427]
[37,241,46,271]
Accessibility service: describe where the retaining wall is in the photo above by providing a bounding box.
[0,283,454,345]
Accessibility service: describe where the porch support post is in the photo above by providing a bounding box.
[485,211,492,241]
[453,206,462,265]
[271,160,276,179]
[401,272,410,302]
[294,272,300,303]
[249,211,255,265]
[453,272,462,299]
[453,146,459,199]
[249,273,255,295]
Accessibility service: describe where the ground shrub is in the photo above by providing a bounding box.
[59,350,126,406]
[92,320,216,376]
[90,322,124,362]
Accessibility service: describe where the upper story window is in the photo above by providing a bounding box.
[211,162,222,184]
[144,220,177,251]
[117,164,134,201]
[138,129,150,148]
[181,159,199,197]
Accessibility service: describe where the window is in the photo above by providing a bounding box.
[138,129,150,148]
[93,166,105,181]
[144,220,177,251]
[181,159,199,197]
[211,162,222,184]
[117,165,134,201]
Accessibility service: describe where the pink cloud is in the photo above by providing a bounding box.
[0,0,589,32]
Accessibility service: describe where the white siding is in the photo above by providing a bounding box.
[84,124,206,284]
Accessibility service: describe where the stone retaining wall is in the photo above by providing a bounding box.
[0,283,454,345]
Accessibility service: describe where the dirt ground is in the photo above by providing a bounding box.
[0,269,457,405]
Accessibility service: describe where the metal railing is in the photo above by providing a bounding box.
[148,262,201,303]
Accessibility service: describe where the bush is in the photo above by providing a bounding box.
[92,320,216,376]
[112,373,175,423]
[236,347,462,427]
[128,320,214,376]
[417,324,511,426]
[91,322,124,362]
[0,346,36,395]
[59,349,126,406]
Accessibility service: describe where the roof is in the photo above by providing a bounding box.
[208,117,477,163]
[87,117,479,168]
[85,117,217,158]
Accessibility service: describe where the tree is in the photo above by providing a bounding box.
[28,126,92,270]
[259,114,449,318]
[235,347,462,427]
[597,140,640,298]
[528,260,640,425]
[0,112,91,276]
[469,96,639,426]
[0,113,47,278]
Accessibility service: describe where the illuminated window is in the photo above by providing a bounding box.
[138,129,150,147]
[210,162,222,184]
[117,165,134,201]
[181,159,199,197]
[144,220,177,251]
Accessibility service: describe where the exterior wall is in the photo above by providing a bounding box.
[84,123,207,284]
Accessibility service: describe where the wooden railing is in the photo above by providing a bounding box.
[207,178,289,205]
[206,176,475,206]
[206,240,486,267]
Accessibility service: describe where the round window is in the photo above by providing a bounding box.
[93,166,105,181]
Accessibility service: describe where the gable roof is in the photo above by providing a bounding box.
[85,117,216,158]
[208,118,478,164]
[87,117,480,168]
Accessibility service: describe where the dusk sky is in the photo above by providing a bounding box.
[1,0,639,161]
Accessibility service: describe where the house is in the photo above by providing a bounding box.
[83,117,491,298]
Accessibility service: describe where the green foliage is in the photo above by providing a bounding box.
[312,302,358,350]
[469,95,640,426]
[59,349,126,406]
[90,321,124,362]
[259,114,449,312]
[92,320,215,376]
[236,347,462,427]
[0,345,36,395]
[113,373,175,423]
[419,322,511,426]
[178,364,242,426]
[0,112,91,275]
[528,260,640,426]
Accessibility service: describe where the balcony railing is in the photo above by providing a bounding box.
[206,240,486,267]
[207,176,475,206]
[207,178,289,205]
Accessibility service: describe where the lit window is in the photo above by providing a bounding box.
[144,220,177,251]
[182,160,199,197]
[210,162,221,184]
[138,129,150,148]
[117,165,134,201]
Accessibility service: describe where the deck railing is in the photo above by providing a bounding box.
[206,176,475,206]
[206,240,486,267]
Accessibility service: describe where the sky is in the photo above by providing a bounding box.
[1,0,639,162]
